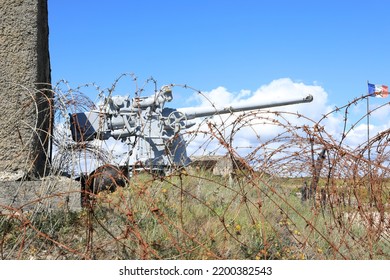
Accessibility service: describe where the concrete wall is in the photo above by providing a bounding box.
[190,155,235,176]
[0,177,82,212]
[190,155,251,177]
[0,0,52,178]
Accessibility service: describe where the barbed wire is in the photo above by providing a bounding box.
[0,77,388,260]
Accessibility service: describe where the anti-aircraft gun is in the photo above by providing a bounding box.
[69,85,313,174]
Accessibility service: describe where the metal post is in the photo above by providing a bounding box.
[366,93,373,206]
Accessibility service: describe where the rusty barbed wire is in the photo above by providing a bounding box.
[0,77,388,260]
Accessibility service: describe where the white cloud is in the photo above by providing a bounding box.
[188,78,333,124]
[344,122,390,150]
[185,78,339,157]
[188,86,255,109]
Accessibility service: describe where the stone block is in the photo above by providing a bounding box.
[0,177,82,213]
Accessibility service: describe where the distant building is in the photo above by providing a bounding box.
[189,155,250,177]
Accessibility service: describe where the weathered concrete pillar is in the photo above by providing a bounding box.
[0,0,51,179]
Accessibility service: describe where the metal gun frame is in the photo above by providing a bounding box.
[70,85,313,174]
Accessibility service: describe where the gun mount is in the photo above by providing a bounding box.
[70,85,313,173]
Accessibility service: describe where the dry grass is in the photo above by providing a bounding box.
[1,77,389,260]
[1,170,388,260]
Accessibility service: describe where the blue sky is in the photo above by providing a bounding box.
[47,0,390,172]
[48,0,390,150]
[48,0,390,107]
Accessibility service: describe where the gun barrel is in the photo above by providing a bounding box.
[178,94,313,120]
